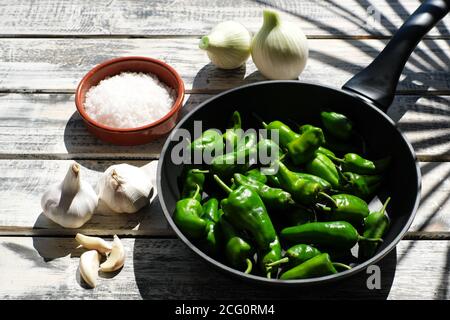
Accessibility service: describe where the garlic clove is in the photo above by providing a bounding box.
[79,250,101,288]
[97,163,153,214]
[75,233,112,254]
[100,235,125,272]
[41,163,98,228]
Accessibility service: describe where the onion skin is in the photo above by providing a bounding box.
[251,10,309,80]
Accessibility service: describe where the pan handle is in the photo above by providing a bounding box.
[342,0,449,112]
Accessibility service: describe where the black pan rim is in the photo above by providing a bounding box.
[157,80,422,286]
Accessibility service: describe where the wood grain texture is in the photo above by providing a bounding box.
[0,38,449,92]
[0,93,448,159]
[0,237,449,299]
[0,160,448,235]
[0,0,448,37]
[0,159,171,236]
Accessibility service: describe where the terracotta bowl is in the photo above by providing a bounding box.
[75,56,185,145]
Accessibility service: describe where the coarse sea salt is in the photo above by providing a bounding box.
[84,72,176,129]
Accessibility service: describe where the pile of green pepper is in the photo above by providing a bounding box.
[174,110,392,280]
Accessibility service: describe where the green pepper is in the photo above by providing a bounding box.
[263,120,300,147]
[210,145,256,178]
[320,111,353,140]
[200,198,221,254]
[257,138,283,160]
[211,129,258,179]
[233,173,295,210]
[320,194,370,227]
[294,172,332,190]
[286,127,325,165]
[245,168,268,184]
[202,198,220,223]
[316,146,336,158]
[284,244,322,266]
[181,168,206,202]
[299,124,316,134]
[275,160,323,205]
[220,217,253,273]
[341,172,383,199]
[298,124,336,158]
[214,175,282,277]
[268,244,322,270]
[359,197,391,259]
[236,131,258,153]
[280,253,351,280]
[305,153,340,189]
[281,221,382,250]
[223,111,242,151]
[189,129,223,158]
[174,185,207,239]
[330,153,391,175]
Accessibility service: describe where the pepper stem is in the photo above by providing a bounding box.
[380,197,392,214]
[267,257,289,267]
[332,262,352,271]
[229,111,241,130]
[213,174,233,194]
[192,184,201,200]
[327,154,344,163]
[318,205,332,212]
[318,192,338,208]
[244,258,252,274]
[191,169,209,174]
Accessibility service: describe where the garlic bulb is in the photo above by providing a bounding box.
[97,163,153,214]
[199,21,252,69]
[251,10,309,80]
[41,163,98,228]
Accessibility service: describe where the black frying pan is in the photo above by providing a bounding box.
[157,0,449,285]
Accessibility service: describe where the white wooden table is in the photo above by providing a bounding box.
[0,0,449,299]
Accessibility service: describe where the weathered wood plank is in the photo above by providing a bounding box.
[0,237,448,299]
[0,93,448,159]
[0,160,448,235]
[0,0,448,37]
[0,38,449,92]
[0,160,171,236]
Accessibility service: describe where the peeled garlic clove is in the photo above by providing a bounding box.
[41,163,98,228]
[97,163,153,214]
[79,250,100,288]
[100,235,125,272]
[75,233,112,254]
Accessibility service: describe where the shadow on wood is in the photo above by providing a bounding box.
[32,235,78,261]
[63,111,165,163]
[132,238,396,299]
